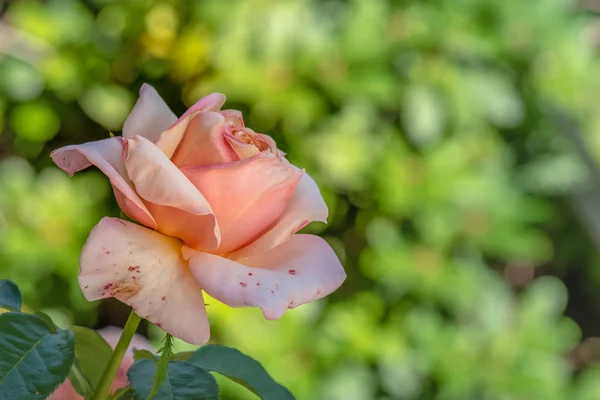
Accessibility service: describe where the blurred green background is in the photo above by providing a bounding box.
[5,0,600,398]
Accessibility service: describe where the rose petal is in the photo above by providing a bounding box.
[125,135,220,250]
[179,93,227,120]
[48,381,80,400]
[221,109,245,128]
[155,93,226,158]
[80,217,210,344]
[51,137,156,229]
[184,234,346,319]
[171,111,239,168]
[182,156,302,254]
[229,173,328,259]
[122,84,177,143]
[224,133,261,160]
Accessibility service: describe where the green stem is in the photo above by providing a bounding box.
[91,309,141,400]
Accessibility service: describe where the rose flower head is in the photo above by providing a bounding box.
[51,84,346,344]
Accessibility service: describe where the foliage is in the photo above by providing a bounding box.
[3,0,600,399]
[188,345,295,400]
[0,280,288,399]
[69,326,114,396]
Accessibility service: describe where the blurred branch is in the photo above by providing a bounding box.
[550,107,600,248]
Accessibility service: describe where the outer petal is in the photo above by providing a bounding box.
[184,234,346,320]
[51,137,157,229]
[170,111,239,168]
[155,93,227,158]
[229,173,328,259]
[179,93,226,120]
[122,84,177,143]
[125,135,219,250]
[182,156,302,254]
[80,217,210,345]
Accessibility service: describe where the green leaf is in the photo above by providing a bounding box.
[171,351,194,361]
[68,326,113,395]
[34,311,57,332]
[133,349,193,363]
[68,357,93,398]
[0,280,22,311]
[128,359,219,400]
[110,386,134,400]
[0,312,75,400]
[133,349,157,362]
[189,345,295,400]
[147,333,173,400]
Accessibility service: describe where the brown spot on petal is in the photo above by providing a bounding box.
[248,272,253,276]
[84,285,89,289]
[288,269,296,275]
[128,265,140,272]
[256,282,260,286]
[162,296,166,301]
[111,279,143,301]
[240,282,247,287]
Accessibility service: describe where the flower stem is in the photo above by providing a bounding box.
[91,309,142,400]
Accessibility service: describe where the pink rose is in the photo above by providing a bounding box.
[49,327,153,400]
[52,84,346,344]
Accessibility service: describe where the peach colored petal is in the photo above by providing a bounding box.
[171,111,239,168]
[229,173,328,259]
[220,109,245,128]
[122,84,177,143]
[256,132,279,153]
[223,126,282,161]
[48,381,81,400]
[51,137,156,229]
[182,156,302,254]
[224,133,261,160]
[184,234,346,319]
[80,217,211,344]
[125,135,220,250]
[155,93,226,158]
[179,93,226,119]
